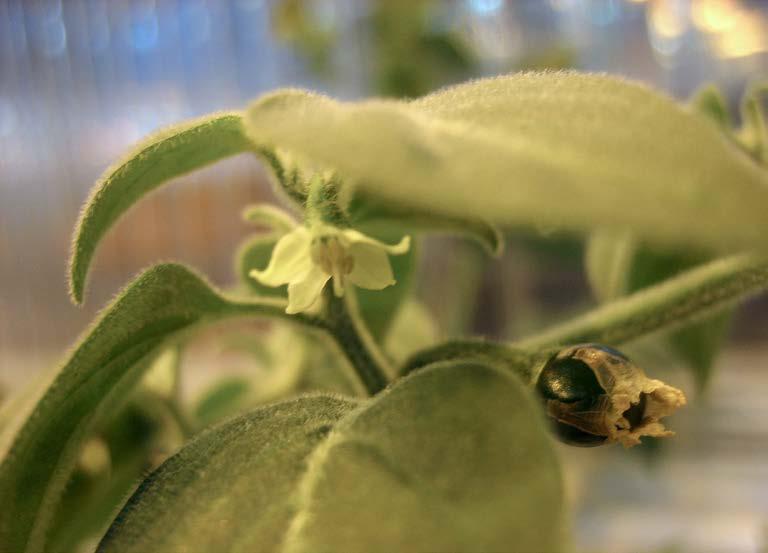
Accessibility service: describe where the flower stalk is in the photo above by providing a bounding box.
[325,287,391,395]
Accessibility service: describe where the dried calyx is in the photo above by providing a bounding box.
[535,344,687,448]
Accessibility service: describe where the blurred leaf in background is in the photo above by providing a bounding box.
[274,0,477,98]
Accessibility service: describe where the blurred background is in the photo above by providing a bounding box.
[1,1,767,551]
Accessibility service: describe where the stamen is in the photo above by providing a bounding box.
[311,235,355,278]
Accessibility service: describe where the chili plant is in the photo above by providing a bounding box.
[1,72,767,553]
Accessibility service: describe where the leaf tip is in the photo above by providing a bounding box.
[68,230,87,306]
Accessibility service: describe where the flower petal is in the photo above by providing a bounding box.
[286,265,331,314]
[250,227,312,287]
[347,243,396,290]
[340,229,411,255]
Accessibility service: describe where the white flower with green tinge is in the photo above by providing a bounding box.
[251,222,410,314]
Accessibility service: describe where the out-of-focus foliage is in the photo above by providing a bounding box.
[274,0,476,98]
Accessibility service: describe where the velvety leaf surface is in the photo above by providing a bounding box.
[245,72,768,253]
[69,112,251,304]
[0,264,292,553]
[284,362,563,553]
[98,395,358,553]
[100,362,563,553]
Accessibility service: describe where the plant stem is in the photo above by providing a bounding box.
[400,339,538,383]
[253,146,308,205]
[517,253,768,351]
[325,288,391,395]
[305,173,348,227]
[401,254,768,383]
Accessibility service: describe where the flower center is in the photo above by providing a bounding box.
[310,236,355,276]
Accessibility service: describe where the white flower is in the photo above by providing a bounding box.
[251,222,411,314]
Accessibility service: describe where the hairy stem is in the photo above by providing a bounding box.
[402,254,768,382]
[254,147,308,205]
[517,253,768,351]
[325,289,391,395]
[305,173,348,227]
[400,339,538,383]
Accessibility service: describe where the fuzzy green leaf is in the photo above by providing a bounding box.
[69,113,252,304]
[98,395,359,553]
[245,72,768,253]
[99,362,563,553]
[0,263,302,553]
[283,362,563,553]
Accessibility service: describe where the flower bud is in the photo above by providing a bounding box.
[535,344,686,448]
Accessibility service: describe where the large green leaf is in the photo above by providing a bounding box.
[245,72,768,253]
[284,362,563,552]
[0,263,300,553]
[98,395,358,552]
[98,362,563,552]
[69,113,252,304]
